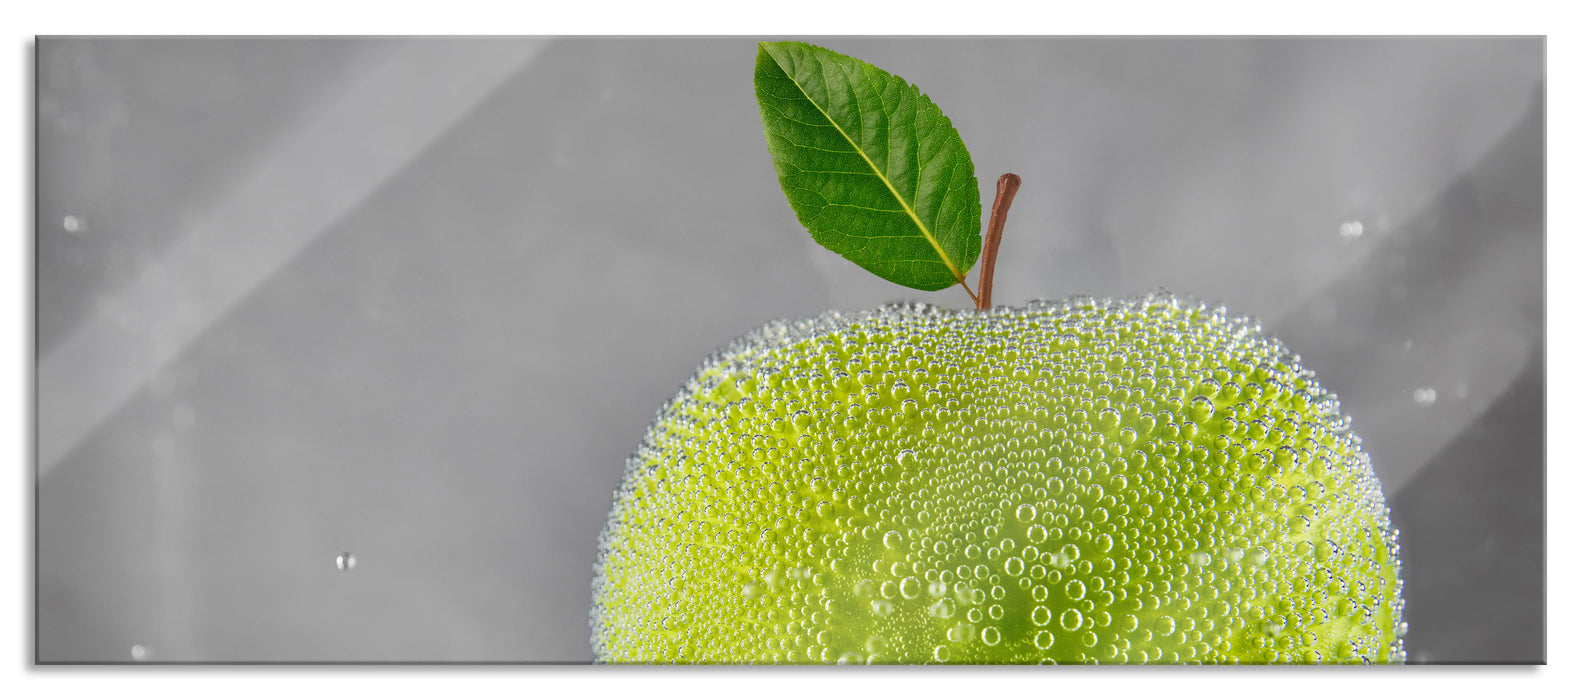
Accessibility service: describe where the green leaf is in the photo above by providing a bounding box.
[754,41,981,292]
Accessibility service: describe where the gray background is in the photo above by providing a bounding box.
[35,37,1543,663]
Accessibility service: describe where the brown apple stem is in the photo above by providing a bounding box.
[976,173,1021,311]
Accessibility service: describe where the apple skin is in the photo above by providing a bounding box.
[592,293,1404,664]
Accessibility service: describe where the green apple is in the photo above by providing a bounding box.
[591,293,1404,664]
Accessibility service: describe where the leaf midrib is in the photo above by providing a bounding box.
[774,53,965,283]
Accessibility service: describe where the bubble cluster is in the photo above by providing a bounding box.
[591,293,1404,664]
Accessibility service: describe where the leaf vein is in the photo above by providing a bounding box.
[774,49,965,284]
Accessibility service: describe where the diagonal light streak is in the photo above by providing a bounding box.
[38,38,550,475]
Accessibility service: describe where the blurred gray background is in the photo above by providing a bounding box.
[35,37,1543,663]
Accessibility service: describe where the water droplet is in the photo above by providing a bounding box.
[1015,503,1037,522]
[62,215,83,234]
[1060,608,1083,631]
[883,530,903,549]
[1339,220,1365,240]
[1189,395,1215,422]
[1413,387,1437,406]
[130,644,149,661]
[1034,630,1055,650]
[335,552,356,571]
[933,644,951,662]
[981,626,1002,646]
[1004,556,1026,576]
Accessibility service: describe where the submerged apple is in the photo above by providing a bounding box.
[591,294,1404,664]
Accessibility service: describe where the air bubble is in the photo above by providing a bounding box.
[1031,605,1053,626]
[1098,408,1121,430]
[865,636,887,655]
[335,552,356,571]
[900,576,922,599]
[1021,525,1046,545]
[1413,387,1437,406]
[1066,579,1089,602]
[981,627,1002,646]
[1247,547,1270,567]
[930,598,957,618]
[1156,615,1176,636]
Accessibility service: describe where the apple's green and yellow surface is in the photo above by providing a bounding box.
[592,294,1404,664]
